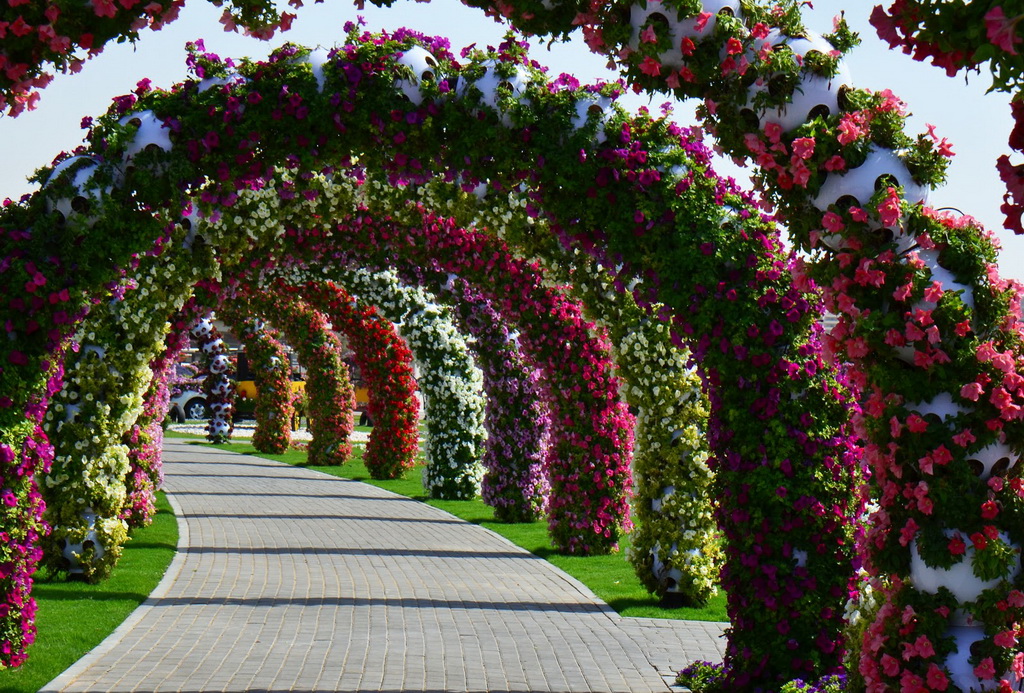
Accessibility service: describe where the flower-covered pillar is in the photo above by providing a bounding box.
[233,287,357,466]
[39,207,210,581]
[119,327,188,528]
[440,276,550,523]
[220,311,293,455]
[189,316,234,444]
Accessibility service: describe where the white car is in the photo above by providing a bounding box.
[169,389,209,422]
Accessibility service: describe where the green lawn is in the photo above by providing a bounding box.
[0,492,178,692]
[165,430,727,622]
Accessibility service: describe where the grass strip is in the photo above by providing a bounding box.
[0,492,178,692]
[166,431,727,622]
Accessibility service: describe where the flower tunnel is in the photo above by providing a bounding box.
[223,287,360,467]
[0,26,863,682]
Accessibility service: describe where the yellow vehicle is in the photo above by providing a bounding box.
[235,353,370,414]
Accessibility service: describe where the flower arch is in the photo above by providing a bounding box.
[376,170,720,603]
[304,267,487,500]
[440,275,550,523]
[229,286,358,467]
[219,311,293,455]
[254,212,634,554]
[263,280,422,479]
[0,27,862,676]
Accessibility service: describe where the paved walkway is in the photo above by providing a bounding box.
[44,439,726,692]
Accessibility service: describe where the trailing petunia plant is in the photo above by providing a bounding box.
[441,276,550,523]
[0,0,293,116]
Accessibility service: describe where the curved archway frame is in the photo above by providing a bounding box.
[0,29,860,677]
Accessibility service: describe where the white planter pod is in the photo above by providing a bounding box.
[944,625,1021,690]
[655,146,689,180]
[209,354,231,374]
[650,484,675,512]
[814,146,930,213]
[916,248,975,309]
[906,392,969,424]
[394,46,439,106]
[80,344,105,360]
[964,438,1021,479]
[118,110,173,169]
[191,318,214,339]
[570,93,614,144]
[910,531,1021,604]
[742,31,851,133]
[201,337,225,355]
[296,47,331,92]
[197,72,247,93]
[210,380,232,397]
[457,59,532,127]
[179,206,202,250]
[43,155,109,227]
[651,540,685,591]
[59,507,104,575]
[209,400,229,416]
[629,0,741,66]
[209,418,231,438]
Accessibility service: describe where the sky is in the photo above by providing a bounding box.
[1,1,1021,279]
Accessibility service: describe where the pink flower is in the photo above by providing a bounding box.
[995,630,1018,648]
[640,25,657,44]
[878,186,902,227]
[881,653,900,676]
[948,533,966,555]
[926,664,949,690]
[824,155,846,172]
[961,382,984,401]
[974,656,997,680]
[822,211,844,233]
[791,137,815,159]
[763,122,782,143]
[692,11,711,32]
[985,7,1023,55]
[899,518,919,546]
[639,57,662,77]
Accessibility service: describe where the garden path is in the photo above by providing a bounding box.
[44,439,725,692]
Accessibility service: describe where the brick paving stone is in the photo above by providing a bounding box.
[44,439,727,693]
